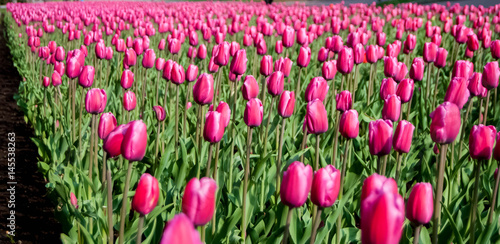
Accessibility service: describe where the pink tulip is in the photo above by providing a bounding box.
[182,177,217,226]
[98,112,117,140]
[132,173,159,215]
[85,88,107,114]
[260,55,273,77]
[241,75,259,101]
[159,213,202,244]
[336,90,352,112]
[339,109,359,139]
[337,47,354,74]
[278,91,295,118]
[482,61,500,90]
[121,120,147,161]
[393,120,415,153]
[469,124,497,160]
[153,106,166,122]
[311,165,340,208]
[305,77,329,102]
[406,182,434,225]
[430,102,461,144]
[369,119,393,156]
[280,161,313,208]
[203,111,225,143]
[193,73,214,105]
[244,98,263,127]
[444,77,470,109]
[306,100,328,134]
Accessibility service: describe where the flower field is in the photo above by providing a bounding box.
[3,1,500,243]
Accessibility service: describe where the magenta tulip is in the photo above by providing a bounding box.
[278,91,295,118]
[123,91,136,111]
[444,77,470,109]
[244,98,263,127]
[430,102,461,144]
[336,90,352,112]
[393,120,415,153]
[406,182,434,225]
[153,106,166,122]
[182,177,217,226]
[121,120,147,161]
[132,173,159,215]
[98,112,117,140]
[241,75,259,101]
[85,88,107,114]
[192,73,214,105]
[369,119,393,156]
[159,213,202,244]
[311,165,340,208]
[339,109,359,139]
[469,124,497,160]
[280,161,313,208]
[306,100,328,134]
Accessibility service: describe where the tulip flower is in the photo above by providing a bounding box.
[193,73,214,105]
[393,62,407,82]
[182,177,217,226]
[281,161,313,207]
[278,91,295,118]
[186,64,199,82]
[85,88,107,114]
[78,65,94,88]
[171,62,185,85]
[123,91,136,112]
[124,48,137,68]
[430,102,461,145]
[244,98,263,127]
[230,49,247,75]
[121,120,147,161]
[132,173,160,215]
[368,119,393,164]
[52,71,62,87]
[383,56,398,78]
[153,106,166,122]
[305,77,329,102]
[142,49,156,69]
[366,45,378,64]
[197,44,207,60]
[306,99,328,135]
[203,111,225,143]
[406,182,434,225]
[467,33,479,51]
[121,69,134,90]
[410,57,425,81]
[396,78,414,104]
[482,61,500,90]
[491,40,500,59]
[297,46,311,68]
[434,48,448,69]
[444,77,470,109]
[322,60,337,81]
[469,124,497,160]
[339,109,359,139]
[70,192,78,209]
[382,95,401,122]
[337,47,354,75]
[168,38,181,54]
[452,60,474,80]
[159,214,203,244]
[423,42,438,63]
[469,73,487,97]
[310,164,340,230]
[260,55,273,76]
[275,40,283,54]
[267,71,285,97]
[103,124,129,158]
[336,90,352,112]
[282,26,295,47]
[66,56,83,79]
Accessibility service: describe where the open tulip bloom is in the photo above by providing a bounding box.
[8,1,500,244]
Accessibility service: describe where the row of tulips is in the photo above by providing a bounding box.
[4,0,500,243]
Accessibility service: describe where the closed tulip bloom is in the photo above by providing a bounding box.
[51,71,62,87]
[153,106,166,122]
[171,62,185,85]
[103,124,129,158]
[132,173,160,215]
[193,73,214,105]
[469,72,487,97]
[55,46,65,61]
[133,38,144,55]
[70,192,78,209]
[467,33,479,51]
[156,58,166,71]
[182,177,217,226]
[361,173,398,202]
[403,34,416,53]
[123,91,137,111]
[380,77,397,100]
[66,57,83,79]
[331,35,343,53]
[168,38,181,54]
[121,120,147,161]
[452,60,474,80]
[98,112,117,140]
[215,42,230,66]
[311,165,341,208]
[305,77,329,102]
[322,60,337,80]
[317,47,329,63]
[121,69,134,90]
[203,111,225,143]
[337,47,354,74]
[296,28,308,46]
[465,48,474,58]
[393,120,415,153]
[282,26,295,48]
[280,161,313,208]
[124,48,137,67]
[396,78,414,103]
[197,44,207,60]
[354,43,365,64]
[336,90,352,112]
[207,57,219,73]
[159,213,203,244]
[491,40,500,59]
[432,34,442,46]
[406,182,434,225]
[142,49,156,69]
[393,62,408,82]
[482,61,500,90]
[423,42,438,63]
[410,57,425,81]
[434,48,448,68]
[158,39,166,50]
[366,45,378,63]
[382,95,401,122]
[306,100,328,134]
[78,65,94,88]
[241,75,259,101]
[361,190,404,244]
[444,77,470,109]
[186,64,199,82]
[55,62,65,77]
[278,91,295,118]
[85,88,107,114]
[229,42,240,57]
[386,43,398,57]
[376,32,386,46]
[469,124,497,160]
[229,49,247,76]
[339,109,359,139]
[95,42,105,59]
[430,102,461,144]
[244,98,263,127]
[297,46,311,68]
[383,56,398,78]
[215,101,231,128]
[260,55,273,76]
[282,58,293,77]
[267,71,285,97]
[105,47,113,60]
[369,119,393,156]
[189,31,199,46]
[275,40,283,54]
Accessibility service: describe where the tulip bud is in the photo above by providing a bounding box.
[133,38,144,55]
[434,48,448,68]
[124,48,137,68]
[353,43,365,65]
[275,40,283,54]
[452,60,474,80]
[468,72,487,97]
[215,101,231,128]
[369,119,393,156]
[168,38,181,54]
[423,42,438,63]
[305,77,329,102]
[207,56,219,73]
[51,71,62,87]
[260,55,273,76]
[393,120,415,153]
[406,182,434,226]
[336,90,352,112]
[66,57,83,79]
[78,65,94,88]
[482,61,500,90]
[85,88,107,114]
[280,161,313,208]
[70,192,78,209]
[153,106,166,122]
[215,42,230,66]
[393,62,408,82]
[159,213,203,244]
[182,177,217,226]
[282,26,295,48]
[380,77,397,100]
[317,47,328,63]
[123,91,137,111]
[306,100,328,134]
[366,45,378,64]
[339,109,359,139]
[410,57,425,81]
[491,40,500,59]
[203,111,225,143]
[403,34,416,53]
[193,73,214,105]
[98,112,117,140]
[322,60,337,81]
[132,173,159,215]
[383,56,398,78]
[171,62,185,85]
[142,49,156,69]
[241,75,259,101]
[311,165,340,208]
[396,78,414,103]
[121,120,147,161]
[469,124,497,160]
[244,98,263,127]
[297,46,311,68]
[331,35,343,53]
[103,124,129,158]
[121,69,134,90]
[267,71,285,97]
[197,44,207,60]
[229,49,247,76]
[467,33,479,51]
[444,77,470,109]
[105,47,113,60]
[382,95,401,122]
[337,47,354,74]
[430,102,461,144]
[156,58,166,71]
[278,91,295,118]
[158,39,166,50]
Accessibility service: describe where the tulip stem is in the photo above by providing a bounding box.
[183,82,193,140]
[155,72,160,105]
[212,142,220,234]
[469,160,482,244]
[336,139,350,244]
[295,68,302,103]
[432,144,448,244]
[106,161,113,244]
[136,214,144,244]
[119,161,134,244]
[229,82,238,192]
[101,152,107,184]
[262,96,275,160]
[395,152,403,183]
[78,88,86,158]
[242,127,253,241]
[300,129,308,163]
[332,111,340,168]
[381,155,388,176]
[140,69,148,118]
[88,115,96,185]
[367,63,374,105]
[431,68,441,109]
[206,143,214,177]
[72,81,76,144]
[483,90,490,124]
[175,84,180,160]
[425,63,432,110]
[276,118,286,199]
[489,161,500,224]
[282,207,293,244]
[154,121,161,173]
[310,208,322,244]
[413,225,421,244]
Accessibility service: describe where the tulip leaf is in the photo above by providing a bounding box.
[442,202,464,244]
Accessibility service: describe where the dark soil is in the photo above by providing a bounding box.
[0,12,62,244]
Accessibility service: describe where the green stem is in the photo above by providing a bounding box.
[432,68,441,109]
[332,111,340,168]
[469,160,482,244]
[205,143,214,177]
[154,121,161,173]
[414,225,421,244]
[175,84,179,160]
[432,144,448,244]
[119,161,134,244]
[229,82,238,191]
[300,129,308,163]
[310,208,323,244]
[483,90,490,124]
[212,142,220,234]
[276,118,286,198]
[425,63,432,110]
[295,68,302,102]
[78,88,85,157]
[101,152,107,184]
[489,161,500,224]
[136,215,144,244]
[282,207,293,244]
[106,162,114,244]
[241,127,253,240]
[395,152,403,183]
